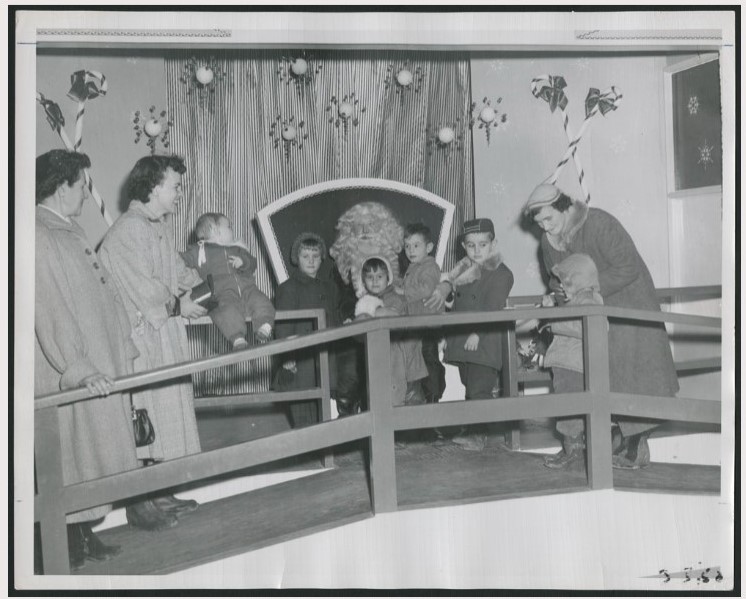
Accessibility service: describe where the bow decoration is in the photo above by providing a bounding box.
[67,70,108,102]
[37,93,65,131]
[531,75,569,114]
[584,86,623,118]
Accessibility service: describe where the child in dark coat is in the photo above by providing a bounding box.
[182,213,275,350]
[273,233,344,427]
[444,218,514,451]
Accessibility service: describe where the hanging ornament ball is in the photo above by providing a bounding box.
[281,125,297,141]
[438,126,455,145]
[144,119,163,138]
[338,102,354,119]
[396,69,414,87]
[479,106,496,124]
[196,66,214,86]
[291,58,308,76]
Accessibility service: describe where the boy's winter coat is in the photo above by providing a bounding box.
[444,250,514,370]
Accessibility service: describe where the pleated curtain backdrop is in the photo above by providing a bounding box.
[164,49,474,395]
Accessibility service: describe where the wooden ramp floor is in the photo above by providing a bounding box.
[78,439,720,575]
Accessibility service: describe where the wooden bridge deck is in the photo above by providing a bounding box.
[76,438,719,576]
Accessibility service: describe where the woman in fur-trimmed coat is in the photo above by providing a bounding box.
[525,184,679,469]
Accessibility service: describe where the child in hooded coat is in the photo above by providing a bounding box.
[355,256,428,407]
[540,252,604,470]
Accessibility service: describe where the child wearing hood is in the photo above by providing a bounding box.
[181,212,275,350]
[355,255,428,407]
[443,218,514,451]
[540,252,604,470]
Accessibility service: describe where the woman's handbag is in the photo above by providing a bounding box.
[131,402,156,447]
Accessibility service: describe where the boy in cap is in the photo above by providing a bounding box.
[444,218,514,451]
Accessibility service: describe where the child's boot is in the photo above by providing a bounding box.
[544,435,585,469]
[335,397,359,417]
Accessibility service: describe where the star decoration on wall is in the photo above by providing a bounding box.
[268,114,309,162]
[277,52,323,96]
[697,139,714,169]
[469,96,508,146]
[178,56,228,110]
[131,106,173,155]
[488,60,507,73]
[384,61,425,98]
[490,177,508,198]
[325,93,366,134]
[426,118,466,157]
[609,134,628,155]
[525,261,541,280]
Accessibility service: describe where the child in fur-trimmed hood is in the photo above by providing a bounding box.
[355,255,428,407]
[539,252,604,470]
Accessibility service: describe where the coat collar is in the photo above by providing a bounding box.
[546,201,589,251]
[448,250,503,288]
[36,205,84,235]
[129,200,165,223]
[290,268,322,285]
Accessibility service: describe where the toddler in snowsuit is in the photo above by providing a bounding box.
[182,212,275,350]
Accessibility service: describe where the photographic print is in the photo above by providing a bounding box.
[13,7,736,593]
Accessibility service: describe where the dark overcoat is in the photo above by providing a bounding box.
[540,202,679,404]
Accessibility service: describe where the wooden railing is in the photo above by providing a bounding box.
[33,288,722,574]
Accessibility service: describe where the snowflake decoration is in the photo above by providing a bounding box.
[178,56,228,110]
[490,177,507,197]
[469,96,508,146]
[325,93,366,135]
[525,261,541,280]
[132,106,173,155]
[575,57,591,71]
[384,61,425,99]
[697,139,714,169]
[488,60,506,73]
[688,95,699,115]
[608,134,627,155]
[425,117,466,157]
[277,52,323,97]
[268,114,309,162]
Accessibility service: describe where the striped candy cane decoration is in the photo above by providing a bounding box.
[531,75,591,203]
[36,91,114,225]
[67,70,108,152]
[549,86,623,195]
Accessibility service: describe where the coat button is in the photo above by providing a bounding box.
[93,262,100,269]
[85,248,92,255]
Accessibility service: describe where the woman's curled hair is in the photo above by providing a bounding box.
[124,155,186,205]
[35,150,91,203]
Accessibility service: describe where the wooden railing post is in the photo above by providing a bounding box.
[501,323,521,449]
[584,314,613,490]
[316,311,334,468]
[365,328,398,513]
[34,406,70,574]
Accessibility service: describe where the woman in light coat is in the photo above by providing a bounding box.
[34,150,139,570]
[99,155,206,530]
